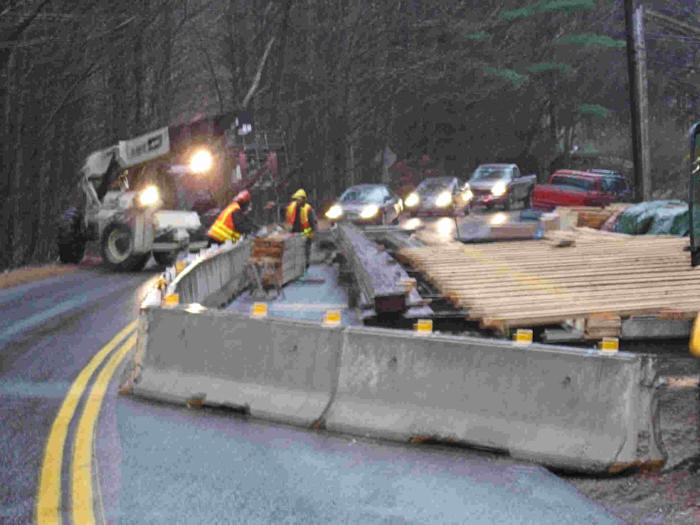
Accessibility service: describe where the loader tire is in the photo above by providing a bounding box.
[100,222,150,272]
[153,251,178,268]
[57,208,86,264]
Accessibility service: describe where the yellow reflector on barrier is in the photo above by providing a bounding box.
[323,311,341,326]
[163,293,179,306]
[690,313,700,358]
[175,261,187,275]
[514,329,533,345]
[251,302,268,318]
[414,319,433,335]
[599,337,619,353]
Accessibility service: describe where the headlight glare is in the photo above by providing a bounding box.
[404,192,420,208]
[190,149,213,173]
[138,185,160,206]
[325,204,343,219]
[435,191,452,208]
[360,204,379,219]
[491,181,507,197]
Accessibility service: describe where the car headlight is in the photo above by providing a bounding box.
[325,204,343,219]
[435,191,452,208]
[462,188,474,202]
[190,149,213,173]
[138,185,160,207]
[360,204,379,219]
[491,180,507,197]
[404,192,420,208]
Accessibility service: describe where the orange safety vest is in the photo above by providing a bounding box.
[207,201,242,242]
[285,201,314,238]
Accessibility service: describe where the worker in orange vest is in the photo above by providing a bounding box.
[285,188,317,268]
[207,190,256,244]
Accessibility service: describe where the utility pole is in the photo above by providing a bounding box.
[624,0,652,202]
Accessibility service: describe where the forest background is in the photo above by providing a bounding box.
[1,0,698,271]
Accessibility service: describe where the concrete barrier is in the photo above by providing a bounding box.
[170,239,251,307]
[323,326,666,473]
[127,306,342,427]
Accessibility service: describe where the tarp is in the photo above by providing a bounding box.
[615,200,690,235]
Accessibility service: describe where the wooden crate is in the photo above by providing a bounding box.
[251,232,306,286]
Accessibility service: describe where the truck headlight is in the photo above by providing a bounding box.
[435,191,452,208]
[404,192,420,208]
[190,149,213,173]
[360,204,379,219]
[491,180,506,197]
[138,185,160,207]
[325,204,343,219]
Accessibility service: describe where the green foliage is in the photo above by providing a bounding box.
[485,66,528,86]
[578,104,611,118]
[526,62,572,73]
[535,0,596,12]
[557,33,626,48]
[500,7,536,21]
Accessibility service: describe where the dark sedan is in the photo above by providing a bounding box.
[325,184,403,225]
[403,177,471,217]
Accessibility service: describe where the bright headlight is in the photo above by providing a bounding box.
[138,185,160,206]
[190,149,213,173]
[360,204,379,219]
[325,204,343,219]
[462,184,473,202]
[491,180,507,197]
[435,191,452,208]
[404,192,420,208]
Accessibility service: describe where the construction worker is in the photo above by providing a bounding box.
[285,188,317,268]
[207,190,256,244]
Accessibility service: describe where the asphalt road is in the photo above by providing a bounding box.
[1,211,695,524]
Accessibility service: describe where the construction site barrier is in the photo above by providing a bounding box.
[126,306,342,427]
[169,239,251,307]
[123,306,666,474]
[324,326,665,473]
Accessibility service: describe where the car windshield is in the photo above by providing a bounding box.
[551,175,596,191]
[470,167,510,182]
[340,186,387,203]
[417,178,454,193]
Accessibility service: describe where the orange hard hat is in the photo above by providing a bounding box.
[235,190,251,206]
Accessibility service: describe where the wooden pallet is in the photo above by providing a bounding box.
[397,228,700,336]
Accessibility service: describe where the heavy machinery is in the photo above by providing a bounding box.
[57,112,286,271]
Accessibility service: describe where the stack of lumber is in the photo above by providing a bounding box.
[250,232,306,286]
[334,223,425,314]
[554,204,628,230]
[397,227,700,336]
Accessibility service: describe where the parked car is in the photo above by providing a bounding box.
[466,163,537,211]
[531,170,617,210]
[588,169,634,201]
[403,176,472,217]
[325,184,403,225]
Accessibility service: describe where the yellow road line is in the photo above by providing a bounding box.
[36,320,137,525]
[71,332,136,525]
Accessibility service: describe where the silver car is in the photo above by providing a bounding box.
[325,184,403,225]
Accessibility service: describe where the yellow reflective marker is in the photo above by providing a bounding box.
[514,328,533,346]
[323,311,341,326]
[599,337,619,353]
[163,293,179,306]
[175,260,187,275]
[36,320,137,525]
[72,333,136,525]
[414,319,433,335]
[251,302,268,318]
[690,313,700,358]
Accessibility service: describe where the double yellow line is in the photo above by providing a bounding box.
[36,320,137,525]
